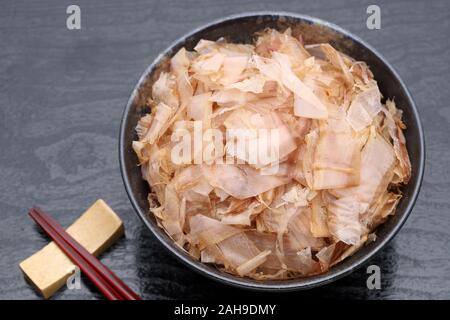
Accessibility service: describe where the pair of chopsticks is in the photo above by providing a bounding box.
[29,207,141,300]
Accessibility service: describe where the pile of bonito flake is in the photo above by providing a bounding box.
[133,28,411,279]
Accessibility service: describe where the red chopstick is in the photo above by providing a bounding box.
[29,207,140,300]
[28,209,121,300]
[32,207,140,300]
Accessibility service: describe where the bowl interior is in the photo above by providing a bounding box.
[120,13,424,290]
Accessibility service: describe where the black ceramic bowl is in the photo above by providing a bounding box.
[119,12,424,291]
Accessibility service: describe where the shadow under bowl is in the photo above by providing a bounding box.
[119,12,425,291]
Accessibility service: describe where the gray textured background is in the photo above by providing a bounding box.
[0,0,449,300]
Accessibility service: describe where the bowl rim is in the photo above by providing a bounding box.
[119,11,425,291]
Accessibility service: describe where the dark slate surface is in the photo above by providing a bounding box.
[0,0,448,300]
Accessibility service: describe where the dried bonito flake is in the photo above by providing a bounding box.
[133,28,411,279]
